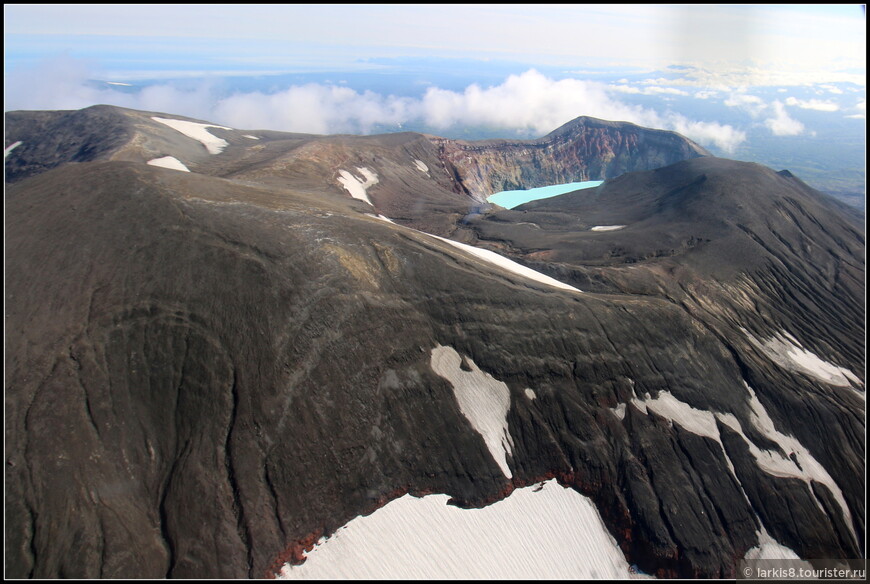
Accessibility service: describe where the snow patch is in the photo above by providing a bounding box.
[524,388,537,400]
[743,328,862,390]
[365,213,396,224]
[414,159,429,172]
[621,387,857,558]
[243,135,260,140]
[338,167,379,205]
[591,225,626,232]
[5,141,22,158]
[738,382,855,539]
[611,403,627,420]
[626,386,856,543]
[278,479,637,580]
[430,345,513,478]
[784,346,862,388]
[146,156,190,172]
[431,235,582,293]
[359,207,580,293]
[743,527,810,563]
[151,116,232,154]
[635,391,719,441]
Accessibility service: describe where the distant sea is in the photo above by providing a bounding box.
[487,181,603,209]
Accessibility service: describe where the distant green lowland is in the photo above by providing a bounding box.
[487,181,603,209]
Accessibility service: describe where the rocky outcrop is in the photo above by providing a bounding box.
[430,116,710,200]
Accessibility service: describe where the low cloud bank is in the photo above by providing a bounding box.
[784,97,839,112]
[6,59,746,152]
[723,91,809,136]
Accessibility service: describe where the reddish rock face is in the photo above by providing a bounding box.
[266,528,324,577]
[430,117,709,201]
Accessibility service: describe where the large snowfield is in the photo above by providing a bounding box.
[364,206,582,293]
[5,140,23,158]
[432,234,582,293]
[743,328,863,391]
[279,479,642,580]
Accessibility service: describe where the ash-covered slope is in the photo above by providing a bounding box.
[3,105,319,184]
[4,108,864,579]
[464,157,864,368]
[5,106,135,180]
[463,156,866,552]
[5,105,710,235]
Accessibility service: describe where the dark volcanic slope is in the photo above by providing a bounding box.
[463,156,866,551]
[5,155,865,579]
[4,107,864,580]
[4,106,135,181]
[465,157,864,363]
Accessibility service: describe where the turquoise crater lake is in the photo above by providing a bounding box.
[486,181,603,209]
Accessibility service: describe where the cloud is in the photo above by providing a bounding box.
[764,101,805,136]
[415,70,745,151]
[724,92,767,117]
[845,99,865,119]
[667,116,747,153]
[418,70,661,136]
[649,63,866,90]
[721,92,840,137]
[693,90,719,99]
[4,54,122,111]
[3,55,219,120]
[608,84,689,96]
[4,59,746,152]
[213,85,419,134]
[784,97,839,112]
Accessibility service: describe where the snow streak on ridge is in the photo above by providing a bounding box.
[151,116,232,154]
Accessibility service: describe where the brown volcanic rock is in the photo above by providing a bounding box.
[6,105,710,237]
[431,116,710,200]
